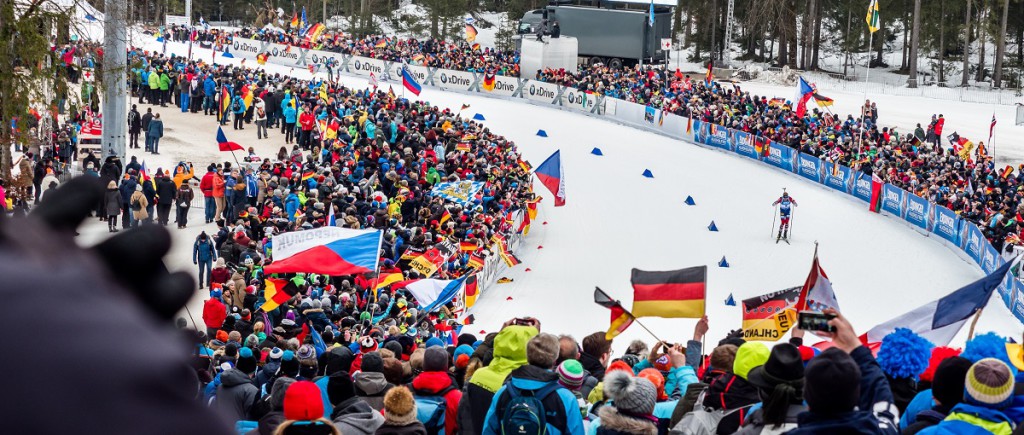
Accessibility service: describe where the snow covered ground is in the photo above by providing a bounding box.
[70,35,1023,352]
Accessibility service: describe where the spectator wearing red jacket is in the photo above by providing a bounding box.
[199,165,217,223]
[298,109,315,150]
[202,289,227,337]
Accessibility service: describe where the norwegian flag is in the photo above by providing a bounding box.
[989,113,997,144]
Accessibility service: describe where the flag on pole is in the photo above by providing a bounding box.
[794,76,815,118]
[369,72,379,89]
[216,127,243,151]
[594,287,635,340]
[218,86,231,122]
[290,12,299,28]
[869,172,884,212]
[989,113,997,145]
[465,23,479,42]
[795,246,841,312]
[630,266,707,318]
[863,258,1016,346]
[648,0,655,27]
[140,161,151,182]
[866,0,880,33]
[535,150,566,207]
[704,60,714,85]
[402,66,422,96]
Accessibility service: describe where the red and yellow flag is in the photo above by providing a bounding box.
[260,278,298,312]
[594,288,635,340]
[630,266,706,318]
[463,274,480,308]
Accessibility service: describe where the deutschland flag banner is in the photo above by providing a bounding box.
[594,287,635,340]
[631,266,707,318]
[259,278,299,312]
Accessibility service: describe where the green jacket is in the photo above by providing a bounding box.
[159,73,170,91]
[148,72,160,90]
[468,325,538,393]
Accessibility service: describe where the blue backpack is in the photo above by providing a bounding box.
[414,386,455,435]
[500,382,561,435]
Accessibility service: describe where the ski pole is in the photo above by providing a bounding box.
[789,208,795,240]
[771,204,778,239]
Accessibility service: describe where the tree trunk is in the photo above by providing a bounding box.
[777,26,787,66]
[900,3,908,71]
[710,0,718,60]
[939,0,945,83]
[961,0,971,86]
[908,0,921,87]
[684,1,693,47]
[992,0,1009,87]
[672,0,683,43]
[811,0,822,69]
[975,5,986,82]
[787,0,797,66]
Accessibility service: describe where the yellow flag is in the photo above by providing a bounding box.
[866,0,880,33]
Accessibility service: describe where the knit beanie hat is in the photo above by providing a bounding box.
[920,347,963,384]
[270,378,296,411]
[359,336,379,353]
[424,336,445,349]
[964,358,1014,409]
[733,342,771,380]
[383,340,404,358]
[804,348,861,415]
[457,333,478,348]
[280,350,300,377]
[297,344,317,366]
[931,356,971,408]
[236,347,258,375]
[453,344,474,369]
[409,348,425,372]
[361,351,384,373]
[283,381,324,420]
[603,370,656,415]
[327,371,357,405]
[423,346,449,372]
[383,386,418,425]
[557,359,585,391]
[269,347,284,361]
[638,368,667,401]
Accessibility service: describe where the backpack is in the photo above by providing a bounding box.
[500,382,560,435]
[413,386,454,435]
[131,196,142,211]
[232,100,241,112]
[669,389,753,435]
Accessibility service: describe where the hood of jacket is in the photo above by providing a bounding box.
[793,409,895,435]
[411,370,456,395]
[331,397,384,434]
[597,406,658,435]
[469,325,537,393]
[221,368,252,387]
[354,371,390,395]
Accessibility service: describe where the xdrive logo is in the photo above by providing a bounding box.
[353,61,382,73]
[234,41,259,53]
[495,81,514,92]
[529,85,554,99]
[310,54,336,64]
[440,73,470,86]
[566,91,590,107]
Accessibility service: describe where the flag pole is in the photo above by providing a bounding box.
[967,307,983,340]
[859,30,873,158]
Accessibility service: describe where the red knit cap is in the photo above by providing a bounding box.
[920,346,962,383]
[284,381,324,421]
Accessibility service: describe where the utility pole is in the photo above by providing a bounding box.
[102,0,127,160]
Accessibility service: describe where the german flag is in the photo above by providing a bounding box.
[467,254,485,270]
[439,208,452,226]
[260,278,299,312]
[498,246,521,267]
[704,60,714,85]
[375,38,387,48]
[218,86,231,122]
[290,12,299,28]
[1001,165,1014,179]
[768,97,786,107]
[472,43,481,51]
[306,23,326,43]
[460,104,470,111]
[256,52,270,65]
[518,159,532,173]
[754,136,770,157]
[482,73,496,92]
[630,266,706,318]
[456,142,471,152]
[490,233,506,249]
[594,287,635,340]
[813,93,833,107]
[463,274,480,308]
[460,241,478,252]
[465,24,478,42]
[463,314,476,325]
[685,116,693,134]
[301,170,315,181]
[401,247,425,261]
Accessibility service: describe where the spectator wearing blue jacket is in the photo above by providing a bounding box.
[285,190,301,222]
[282,100,297,144]
[192,231,216,288]
[481,332,585,435]
[916,358,1017,435]
[231,94,246,130]
[364,121,376,140]
[223,171,237,221]
[203,76,216,115]
[244,169,258,206]
[118,175,138,229]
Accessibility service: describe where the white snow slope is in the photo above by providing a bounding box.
[86,37,1021,351]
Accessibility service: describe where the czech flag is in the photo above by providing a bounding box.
[534,150,565,207]
[402,67,422,96]
[217,127,243,151]
[264,227,383,276]
[863,258,1015,347]
[793,76,815,118]
[631,266,706,319]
